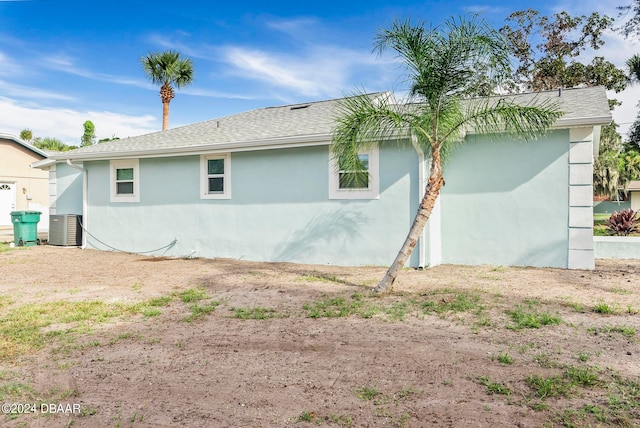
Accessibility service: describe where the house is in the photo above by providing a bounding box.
[38,86,611,270]
[629,181,640,212]
[0,134,50,232]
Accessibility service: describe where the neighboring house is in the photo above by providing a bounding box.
[0,134,50,231]
[629,181,640,212]
[38,86,611,270]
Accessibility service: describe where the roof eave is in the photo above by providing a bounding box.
[552,115,612,129]
[50,133,334,162]
[47,112,613,163]
[0,132,49,158]
[31,158,57,169]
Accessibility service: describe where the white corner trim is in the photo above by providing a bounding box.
[568,249,595,270]
[569,127,594,143]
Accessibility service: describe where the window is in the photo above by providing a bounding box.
[116,168,134,195]
[339,153,370,189]
[328,145,379,199]
[201,154,231,199]
[110,159,139,202]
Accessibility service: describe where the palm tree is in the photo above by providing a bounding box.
[627,54,640,83]
[332,16,563,293]
[140,50,194,131]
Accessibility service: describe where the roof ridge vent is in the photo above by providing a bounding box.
[290,104,311,110]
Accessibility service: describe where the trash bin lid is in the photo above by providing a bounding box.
[10,211,42,215]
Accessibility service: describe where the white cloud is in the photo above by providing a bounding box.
[265,17,319,38]
[39,53,155,90]
[219,44,380,98]
[463,5,510,15]
[144,33,218,61]
[181,87,258,99]
[0,80,75,101]
[0,97,158,145]
[0,51,27,77]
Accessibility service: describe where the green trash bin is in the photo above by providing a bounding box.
[10,211,42,246]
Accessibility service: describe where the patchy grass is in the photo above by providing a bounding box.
[479,376,511,396]
[419,289,485,316]
[352,385,421,426]
[147,296,173,307]
[593,301,620,314]
[2,252,640,427]
[0,300,142,361]
[178,288,209,303]
[230,306,289,320]
[183,301,222,323]
[506,305,561,330]
[302,289,485,323]
[494,353,514,365]
[526,374,573,399]
[297,274,342,284]
[355,386,380,401]
[588,325,636,338]
[0,289,226,361]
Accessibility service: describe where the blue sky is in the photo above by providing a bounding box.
[0,0,638,145]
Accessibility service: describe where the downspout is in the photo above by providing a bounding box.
[66,159,87,249]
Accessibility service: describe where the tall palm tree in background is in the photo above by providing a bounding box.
[332,15,563,293]
[141,50,194,131]
[627,54,640,83]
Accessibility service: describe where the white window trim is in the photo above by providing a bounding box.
[200,153,231,200]
[328,145,379,200]
[110,159,139,203]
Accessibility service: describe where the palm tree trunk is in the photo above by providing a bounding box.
[374,149,444,293]
[162,101,170,131]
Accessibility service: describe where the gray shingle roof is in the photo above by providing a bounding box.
[56,86,611,161]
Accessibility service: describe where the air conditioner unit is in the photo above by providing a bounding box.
[49,215,82,246]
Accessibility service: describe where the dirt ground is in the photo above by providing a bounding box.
[0,246,639,427]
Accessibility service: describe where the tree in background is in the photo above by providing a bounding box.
[81,120,96,147]
[627,54,640,83]
[333,16,562,293]
[616,3,640,181]
[500,9,627,107]
[626,54,640,152]
[140,50,194,131]
[19,129,33,143]
[32,137,75,152]
[594,121,640,198]
[618,0,640,39]
[98,135,120,144]
[500,9,639,197]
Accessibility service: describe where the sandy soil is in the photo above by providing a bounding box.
[0,246,639,427]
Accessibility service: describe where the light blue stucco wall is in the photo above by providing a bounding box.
[54,162,83,215]
[84,144,422,267]
[439,130,570,268]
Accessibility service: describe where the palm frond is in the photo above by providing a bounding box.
[332,92,426,184]
[375,15,511,106]
[456,97,563,142]
[141,50,194,87]
[627,54,640,84]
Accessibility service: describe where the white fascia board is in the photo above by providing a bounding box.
[0,132,49,158]
[31,158,57,169]
[552,115,612,129]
